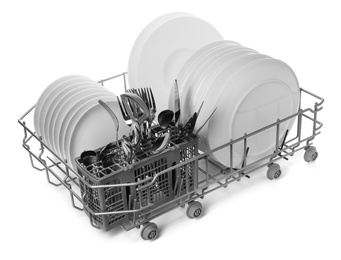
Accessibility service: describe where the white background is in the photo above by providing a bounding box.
[1,0,340,259]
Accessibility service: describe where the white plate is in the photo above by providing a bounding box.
[208,58,300,167]
[170,40,240,110]
[186,47,259,122]
[50,85,112,158]
[134,15,223,113]
[59,92,119,163]
[128,12,193,89]
[195,53,271,153]
[37,76,92,144]
[178,44,249,123]
[43,79,98,150]
[34,75,86,137]
[67,97,130,170]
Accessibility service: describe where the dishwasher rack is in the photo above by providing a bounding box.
[18,72,324,240]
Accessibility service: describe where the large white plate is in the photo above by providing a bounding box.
[134,15,223,113]
[34,75,87,138]
[128,12,193,89]
[178,44,250,123]
[42,79,98,150]
[67,97,130,170]
[208,58,300,167]
[50,85,112,158]
[186,47,259,123]
[170,40,240,112]
[194,54,271,153]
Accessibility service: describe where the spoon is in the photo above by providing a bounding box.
[158,109,174,129]
[150,132,171,155]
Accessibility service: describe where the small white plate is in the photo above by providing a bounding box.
[208,58,300,167]
[42,79,98,150]
[59,92,118,162]
[128,12,193,89]
[134,15,223,113]
[50,85,112,158]
[66,97,130,170]
[34,75,86,137]
[37,76,92,144]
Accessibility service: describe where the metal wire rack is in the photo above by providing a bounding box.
[18,72,324,240]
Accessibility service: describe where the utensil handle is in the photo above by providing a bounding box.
[98,99,119,143]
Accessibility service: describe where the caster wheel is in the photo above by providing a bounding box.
[267,163,281,180]
[186,201,203,219]
[140,222,158,240]
[304,146,318,162]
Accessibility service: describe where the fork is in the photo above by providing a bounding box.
[117,96,132,126]
[127,88,157,137]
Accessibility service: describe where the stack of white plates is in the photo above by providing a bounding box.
[34,75,129,169]
[176,41,300,166]
[128,12,300,167]
[128,12,223,113]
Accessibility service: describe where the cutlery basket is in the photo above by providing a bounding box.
[76,124,199,231]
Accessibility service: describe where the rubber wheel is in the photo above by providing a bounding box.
[267,163,281,180]
[304,146,318,162]
[140,222,158,240]
[186,201,203,219]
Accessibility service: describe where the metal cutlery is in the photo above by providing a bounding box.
[98,99,120,145]
[158,109,174,129]
[117,96,133,126]
[174,79,180,127]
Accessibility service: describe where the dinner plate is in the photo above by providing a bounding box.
[134,15,223,113]
[186,47,259,122]
[170,40,240,111]
[50,85,112,158]
[42,79,98,150]
[194,54,271,153]
[34,75,87,138]
[59,92,120,163]
[208,58,300,167]
[178,44,251,123]
[128,12,193,89]
[176,44,248,123]
[67,97,129,170]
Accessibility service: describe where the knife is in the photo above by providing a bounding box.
[174,79,181,127]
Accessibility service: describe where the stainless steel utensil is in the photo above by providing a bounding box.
[174,79,180,127]
[158,109,174,129]
[117,96,132,126]
[98,99,120,145]
[180,112,198,138]
[195,107,217,135]
[121,93,150,125]
[150,132,171,155]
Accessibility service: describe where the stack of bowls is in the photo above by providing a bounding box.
[34,75,129,169]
